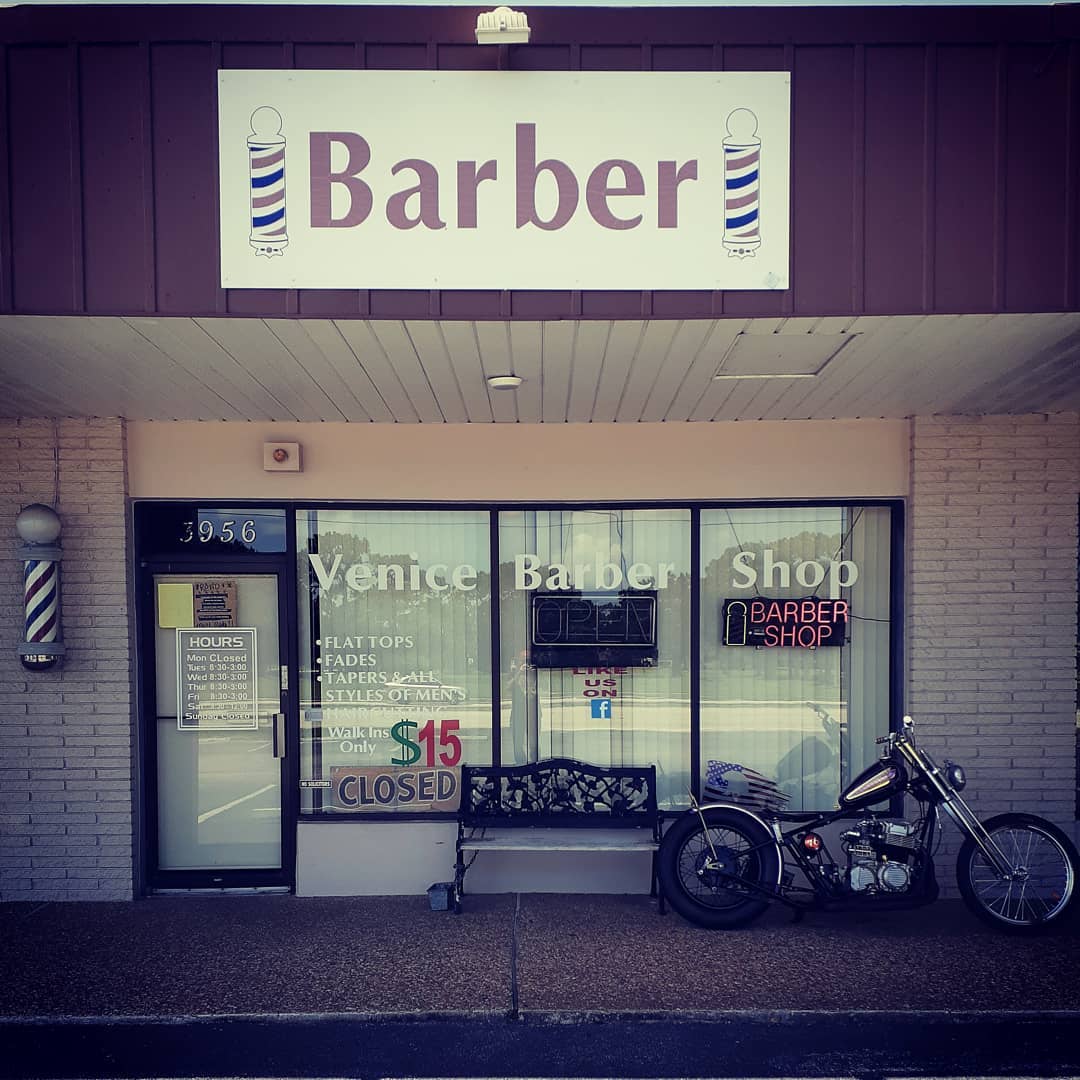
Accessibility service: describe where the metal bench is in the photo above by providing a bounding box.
[452,757,664,913]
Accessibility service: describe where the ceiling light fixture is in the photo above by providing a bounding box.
[476,6,531,45]
[487,375,523,390]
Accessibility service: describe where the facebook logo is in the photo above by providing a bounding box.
[590,698,613,720]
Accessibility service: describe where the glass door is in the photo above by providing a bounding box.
[150,572,290,886]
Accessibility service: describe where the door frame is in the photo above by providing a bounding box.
[136,556,299,891]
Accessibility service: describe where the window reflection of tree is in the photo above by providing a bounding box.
[307,529,491,701]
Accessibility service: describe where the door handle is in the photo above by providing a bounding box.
[272,713,286,758]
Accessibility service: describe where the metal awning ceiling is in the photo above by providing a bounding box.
[1,312,1078,423]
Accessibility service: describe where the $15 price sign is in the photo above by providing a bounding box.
[390,718,462,767]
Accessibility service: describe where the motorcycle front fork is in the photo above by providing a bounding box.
[894,740,1018,878]
[939,794,1018,877]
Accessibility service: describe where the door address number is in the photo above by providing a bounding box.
[180,519,258,544]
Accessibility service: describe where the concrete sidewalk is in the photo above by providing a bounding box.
[2,893,1079,1020]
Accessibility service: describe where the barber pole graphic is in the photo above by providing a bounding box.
[248,106,288,256]
[723,108,761,258]
[24,558,59,646]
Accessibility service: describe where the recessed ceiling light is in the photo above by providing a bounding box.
[487,375,523,390]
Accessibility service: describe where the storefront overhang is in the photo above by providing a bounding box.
[1,312,1077,421]
[2,4,1078,422]
[1,5,1078,322]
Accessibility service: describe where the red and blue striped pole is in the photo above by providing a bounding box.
[15,504,65,671]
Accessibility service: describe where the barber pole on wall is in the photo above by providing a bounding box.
[217,70,790,290]
[23,560,58,644]
[14,504,65,672]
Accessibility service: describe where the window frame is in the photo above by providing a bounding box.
[133,497,904,825]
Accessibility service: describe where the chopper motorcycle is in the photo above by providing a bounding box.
[657,715,1079,933]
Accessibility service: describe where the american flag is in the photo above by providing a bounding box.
[704,760,791,811]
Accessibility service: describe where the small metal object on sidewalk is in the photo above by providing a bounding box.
[427,881,453,911]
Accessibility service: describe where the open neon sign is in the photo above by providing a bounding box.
[723,597,849,649]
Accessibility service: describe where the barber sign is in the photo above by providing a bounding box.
[218,70,790,290]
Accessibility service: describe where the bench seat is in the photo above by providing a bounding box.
[452,757,664,912]
[459,828,660,853]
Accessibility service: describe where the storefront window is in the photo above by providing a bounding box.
[297,510,492,814]
[700,506,893,811]
[498,508,692,809]
[291,503,892,818]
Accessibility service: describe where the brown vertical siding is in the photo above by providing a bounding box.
[150,43,222,315]
[80,46,151,313]
[791,46,857,316]
[864,46,926,314]
[1,5,1077,319]
[933,45,998,313]
[651,45,714,72]
[1070,41,1080,309]
[1003,43,1070,311]
[9,46,81,312]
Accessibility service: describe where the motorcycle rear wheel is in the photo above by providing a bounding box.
[957,813,1078,933]
[658,807,781,929]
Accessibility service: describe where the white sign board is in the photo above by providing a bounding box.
[218,70,790,290]
[177,628,258,731]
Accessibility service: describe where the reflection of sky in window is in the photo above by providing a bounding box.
[300,509,490,569]
[501,508,691,573]
[703,509,845,553]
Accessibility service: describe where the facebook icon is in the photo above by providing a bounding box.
[590,698,613,720]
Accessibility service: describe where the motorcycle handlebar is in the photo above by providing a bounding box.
[877,717,915,746]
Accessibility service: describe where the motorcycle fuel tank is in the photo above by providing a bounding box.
[838,758,908,811]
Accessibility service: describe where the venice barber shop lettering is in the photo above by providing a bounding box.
[310,124,699,232]
[731,549,858,600]
[308,554,478,592]
[309,553,674,594]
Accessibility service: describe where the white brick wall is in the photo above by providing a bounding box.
[0,418,134,900]
[908,413,1080,886]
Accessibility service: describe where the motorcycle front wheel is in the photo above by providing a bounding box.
[957,813,1078,933]
[658,807,781,929]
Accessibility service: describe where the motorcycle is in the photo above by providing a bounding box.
[658,715,1079,933]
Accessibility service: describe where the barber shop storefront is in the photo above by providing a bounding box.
[134,498,900,892]
[1,3,1077,902]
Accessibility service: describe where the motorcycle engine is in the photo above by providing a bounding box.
[841,819,921,893]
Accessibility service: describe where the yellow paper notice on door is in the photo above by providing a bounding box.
[157,583,194,628]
